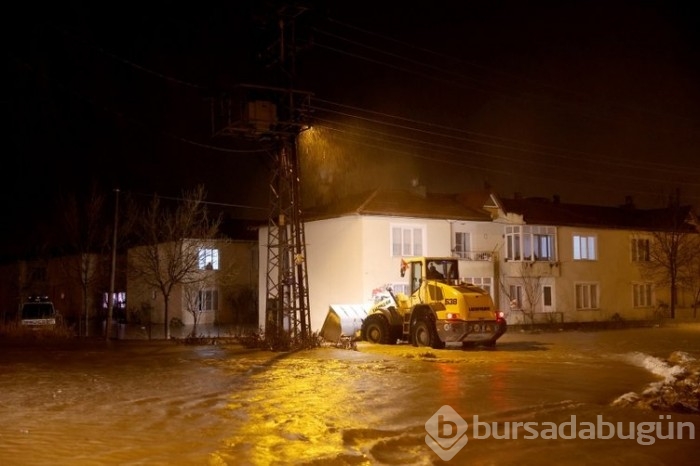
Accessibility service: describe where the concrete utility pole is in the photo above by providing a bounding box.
[209,5,312,348]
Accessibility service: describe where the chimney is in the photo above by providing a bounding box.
[624,195,635,209]
[410,178,427,198]
[552,194,560,204]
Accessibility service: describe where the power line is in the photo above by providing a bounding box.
[310,100,700,179]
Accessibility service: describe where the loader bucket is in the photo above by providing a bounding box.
[320,304,369,343]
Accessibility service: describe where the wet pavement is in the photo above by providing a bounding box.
[1,324,698,465]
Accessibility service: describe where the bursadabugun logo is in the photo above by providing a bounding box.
[424,405,468,461]
[425,405,696,461]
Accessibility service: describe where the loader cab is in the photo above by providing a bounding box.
[401,257,460,295]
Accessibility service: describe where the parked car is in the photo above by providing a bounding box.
[20,296,59,329]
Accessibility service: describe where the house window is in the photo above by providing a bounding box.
[454,232,470,259]
[575,283,599,309]
[573,235,596,260]
[198,248,219,270]
[199,289,219,311]
[464,277,492,295]
[505,226,521,260]
[509,285,523,310]
[534,233,554,261]
[102,291,126,309]
[391,225,424,257]
[391,283,410,295]
[633,283,653,308]
[506,225,556,261]
[631,238,650,262]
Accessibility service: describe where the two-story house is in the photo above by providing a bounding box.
[497,194,699,324]
[1,230,258,339]
[126,237,259,338]
[257,188,699,332]
[257,187,506,332]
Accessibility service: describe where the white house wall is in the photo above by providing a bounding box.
[259,215,465,333]
[258,216,366,332]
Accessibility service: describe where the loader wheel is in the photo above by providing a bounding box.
[361,314,392,344]
[413,319,445,349]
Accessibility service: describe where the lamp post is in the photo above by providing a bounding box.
[106,188,119,340]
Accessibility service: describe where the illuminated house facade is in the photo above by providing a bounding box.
[127,238,258,333]
[258,188,699,331]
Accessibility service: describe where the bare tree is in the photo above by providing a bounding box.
[677,234,700,318]
[56,182,110,336]
[638,193,699,319]
[128,185,221,339]
[182,276,212,339]
[501,262,544,328]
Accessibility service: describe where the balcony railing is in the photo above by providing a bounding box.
[452,250,493,261]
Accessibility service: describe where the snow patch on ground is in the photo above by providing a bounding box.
[612,351,699,413]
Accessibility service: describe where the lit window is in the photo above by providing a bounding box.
[509,285,523,310]
[454,232,470,259]
[573,235,596,260]
[391,225,424,257]
[102,292,126,309]
[198,248,219,270]
[575,283,599,309]
[633,283,653,307]
[505,226,556,261]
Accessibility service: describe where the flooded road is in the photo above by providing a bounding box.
[1,324,699,465]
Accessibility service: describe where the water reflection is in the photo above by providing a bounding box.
[0,325,698,465]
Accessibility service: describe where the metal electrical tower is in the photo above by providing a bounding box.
[209,6,313,348]
[265,121,312,346]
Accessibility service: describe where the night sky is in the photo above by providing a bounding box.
[5,1,700,257]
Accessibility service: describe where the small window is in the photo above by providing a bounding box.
[464,277,492,296]
[509,285,523,310]
[543,286,552,306]
[198,248,219,270]
[391,224,425,257]
[198,289,219,311]
[575,283,599,309]
[633,283,653,308]
[390,283,410,295]
[454,232,470,259]
[631,238,650,262]
[573,235,596,260]
[102,292,126,309]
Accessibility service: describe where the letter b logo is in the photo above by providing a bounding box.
[425,405,468,461]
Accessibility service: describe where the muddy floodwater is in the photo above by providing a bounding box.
[1,324,699,465]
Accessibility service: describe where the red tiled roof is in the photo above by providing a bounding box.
[499,197,697,232]
[304,188,492,221]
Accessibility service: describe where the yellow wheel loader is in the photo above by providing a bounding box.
[322,257,507,349]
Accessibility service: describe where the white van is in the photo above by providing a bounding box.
[20,297,58,329]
